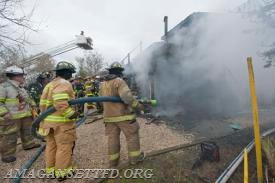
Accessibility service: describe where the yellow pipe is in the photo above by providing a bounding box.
[244,148,248,183]
[247,57,263,183]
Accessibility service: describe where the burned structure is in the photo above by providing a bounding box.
[131,12,275,119]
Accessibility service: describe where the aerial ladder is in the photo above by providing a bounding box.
[21,31,93,68]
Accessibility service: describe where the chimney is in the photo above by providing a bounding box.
[164,16,168,37]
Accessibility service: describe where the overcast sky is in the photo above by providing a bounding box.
[21,0,246,64]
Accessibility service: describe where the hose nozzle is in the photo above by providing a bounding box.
[139,99,157,107]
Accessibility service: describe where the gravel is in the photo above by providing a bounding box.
[0,116,193,183]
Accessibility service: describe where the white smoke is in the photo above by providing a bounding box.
[131,11,275,119]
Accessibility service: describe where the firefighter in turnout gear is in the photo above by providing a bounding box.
[84,77,97,114]
[39,61,77,181]
[0,66,41,163]
[73,76,85,117]
[28,72,52,107]
[99,62,145,167]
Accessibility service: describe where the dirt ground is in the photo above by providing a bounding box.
[1,108,275,183]
[102,124,275,183]
[0,116,193,183]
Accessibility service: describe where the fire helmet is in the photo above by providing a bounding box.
[54,61,76,73]
[37,71,52,80]
[5,66,25,75]
[108,62,124,71]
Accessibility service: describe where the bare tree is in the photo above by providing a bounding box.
[237,1,275,67]
[75,56,87,77]
[75,52,104,77]
[85,52,104,75]
[32,54,55,72]
[23,54,55,83]
[0,0,36,49]
[0,44,25,67]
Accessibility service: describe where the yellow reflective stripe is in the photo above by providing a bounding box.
[40,99,53,106]
[104,114,136,123]
[6,98,18,102]
[62,107,75,118]
[87,103,96,107]
[129,151,141,157]
[52,93,70,101]
[0,107,8,115]
[45,115,73,123]
[39,99,48,104]
[5,98,19,104]
[109,153,120,160]
[37,128,50,137]
[47,100,53,105]
[46,167,55,175]
[0,123,18,134]
[132,100,139,108]
[11,111,32,119]
[85,85,92,89]
[0,98,5,102]
[55,167,73,178]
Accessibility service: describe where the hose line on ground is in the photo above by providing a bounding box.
[12,96,122,183]
[215,128,275,183]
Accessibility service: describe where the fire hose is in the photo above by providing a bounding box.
[215,128,275,183]
[31,96,123,139]
[12,96,157,183]
[12,96,122,183]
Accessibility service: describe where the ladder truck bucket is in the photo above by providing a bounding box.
[75,35,93,50]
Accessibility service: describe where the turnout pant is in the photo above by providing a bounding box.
[105,120,141,166]
[0,117,36,158]
[44,122,76,177]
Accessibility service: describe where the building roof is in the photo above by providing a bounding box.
[161,12,209,40]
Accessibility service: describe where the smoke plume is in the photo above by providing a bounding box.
[131,12,275,119]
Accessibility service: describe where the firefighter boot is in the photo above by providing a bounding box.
[23,143,41,150]
[2,156,16,163]
[130,152,145,165]
[21,117,41,150]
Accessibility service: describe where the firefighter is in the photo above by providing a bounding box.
[0,66,41,163]
[73,76,85,98]
[73,76,85,117]
[99,62,145,167]
[93,75,102,112]
[84,77,97,114]
[39,61,78,181]
[28,72,52,107]
[93,75,100,96]
[98,70,109,82]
